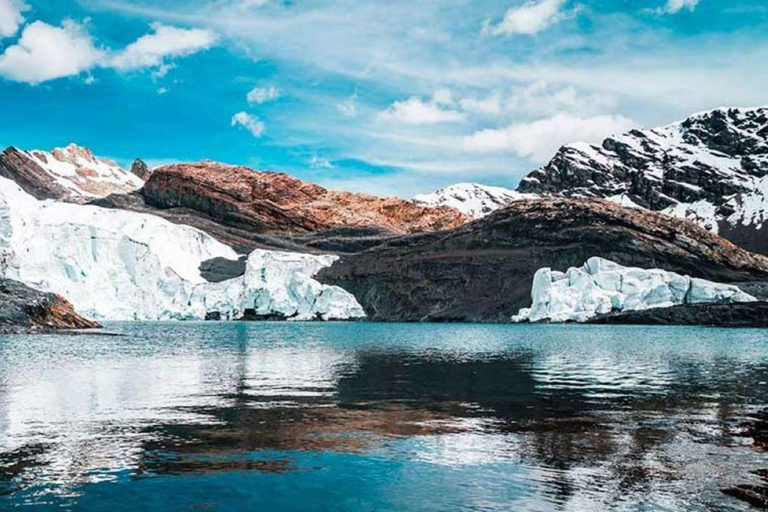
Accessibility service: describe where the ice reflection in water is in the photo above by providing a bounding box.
[0,322,767,511]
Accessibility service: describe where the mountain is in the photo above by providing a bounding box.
[413,183,536,219]
[317,198,768,322]
[0,144,144,203]
[414,107,768,255]
[518,106,768,254]
[96,161,469,253]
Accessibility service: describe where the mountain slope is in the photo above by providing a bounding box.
[517,107,768,253]
[318,198,768,322]
[0,144,144,202]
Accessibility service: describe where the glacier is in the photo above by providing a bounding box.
[0,176,365,321]
[512,257,756,323]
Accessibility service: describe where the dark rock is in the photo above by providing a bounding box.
[130,158,151,180]
[0,279,100,333]
[199,255,248,283]
[587,301,768,327]
[317,198,768,322]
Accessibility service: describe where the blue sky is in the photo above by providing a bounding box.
[0,0,766,197]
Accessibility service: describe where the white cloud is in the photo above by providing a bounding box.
[378,91,465,125]
[309,155,333,169]
[231,111,265,137]
[658,0,700,14]
[483,0,568,36]
[337,93,358,118]
[235,0,270,8]
[461,114,634,161]
[110,23,217,71]
[0,0,28,38]
[247,85,279,104]
[506,82,617,116]
[456,84,615,119]
[0,20,104,84]
[459,93,503,116]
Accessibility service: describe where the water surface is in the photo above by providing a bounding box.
[1,322,767,511]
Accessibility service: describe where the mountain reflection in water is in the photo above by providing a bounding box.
[1,322,767,511]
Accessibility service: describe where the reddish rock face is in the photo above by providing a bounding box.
[141,161,469,234]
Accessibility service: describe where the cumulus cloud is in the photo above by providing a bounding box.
[506,83,617,116]
[461,114,634,161]
[459,93,503,117]
[483,0,568,36]
[337,93,358,118]
[0,20,104,84]
[309,155,333,169]
[378,91,465,125]
[110,23,218,71]
[247,85,279,104]
[231,111,265,137]
[657,0,700,14]
[457,83,616,119]
[0,0,28,38]
[0,18,218,84]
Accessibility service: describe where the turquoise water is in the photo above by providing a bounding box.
[1,322,768,511]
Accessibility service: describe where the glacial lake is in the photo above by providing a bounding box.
[1,322,767,511]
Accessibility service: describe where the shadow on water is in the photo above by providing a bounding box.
[1,322,768,510]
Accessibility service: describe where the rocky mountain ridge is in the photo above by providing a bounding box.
[0,143,144,203]
[418,107,768,255]
[318,198,768,322]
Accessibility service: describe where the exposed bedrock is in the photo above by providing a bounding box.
[317,198,768,322]
[0,279,100,333]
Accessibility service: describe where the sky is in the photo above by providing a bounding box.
[0,0,766,197]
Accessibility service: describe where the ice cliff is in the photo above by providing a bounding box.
[0,177,364,321]
[512,257,756,323]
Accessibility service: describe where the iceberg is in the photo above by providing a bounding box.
[0,177,365,321]
[512,257,756,323]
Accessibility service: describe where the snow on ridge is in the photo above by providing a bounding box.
[414,183,537,219]
[0,177,364,321]
[512,257,755,323]
[24,143,144,199]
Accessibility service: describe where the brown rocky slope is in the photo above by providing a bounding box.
[141,161,467,234]
[95,161,469,254]
[317,198,768,322]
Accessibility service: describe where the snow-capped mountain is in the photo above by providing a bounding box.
[0,143,144,203]
[0,176,364,321]
[413,183,536,219]
[518,107,768,254]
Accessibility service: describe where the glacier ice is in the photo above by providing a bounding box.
[512,257,756,323]
[0,177,365,321]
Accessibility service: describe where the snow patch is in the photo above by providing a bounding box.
[512,257,755,323]
[414,183,537,218]
[24,143,144,199]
